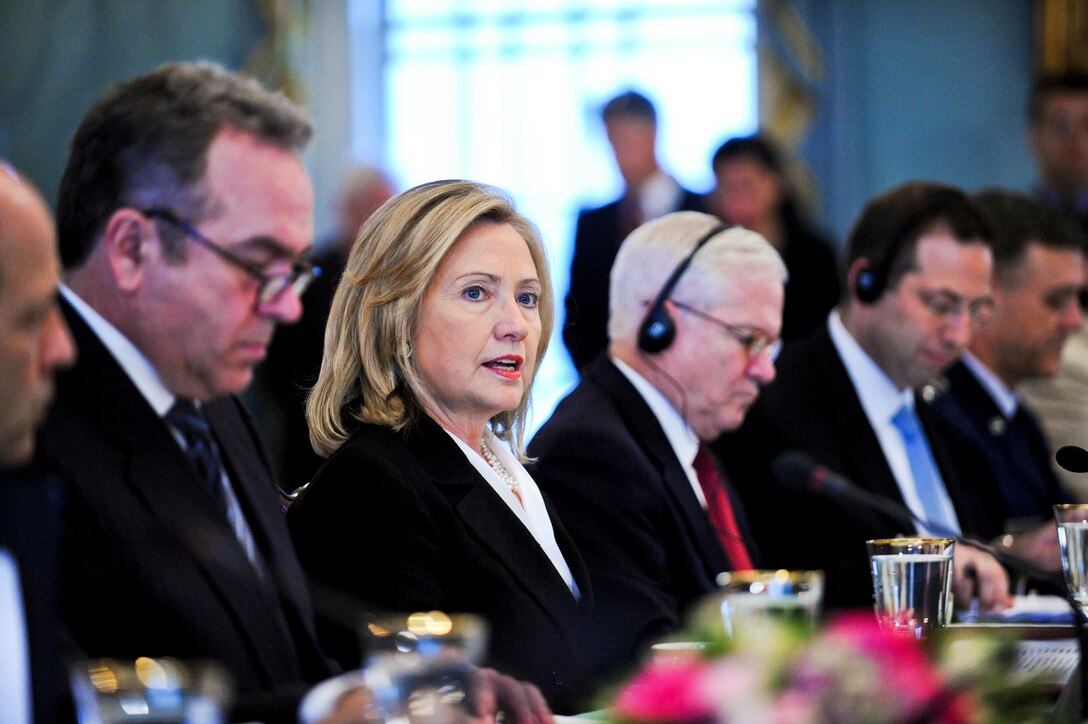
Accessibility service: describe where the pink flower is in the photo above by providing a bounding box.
[808,612,952,719]
[614,659,715,722]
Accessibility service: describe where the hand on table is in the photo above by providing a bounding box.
[953,544,1013,612]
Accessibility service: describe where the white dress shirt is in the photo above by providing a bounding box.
[828,311,961,535]
[0,549,30,724]
[446,430,579,597]
[60,285,264,571]
[637,169,685,221]
[961,350,1019,419]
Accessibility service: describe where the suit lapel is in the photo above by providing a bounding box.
[59,303,311,681]
[589,359,731,574]
[407,417,586,648]
[811,332,910,514]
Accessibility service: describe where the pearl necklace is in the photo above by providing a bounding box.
[480,439,522,500]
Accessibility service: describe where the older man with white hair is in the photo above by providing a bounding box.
[531,211,786,682]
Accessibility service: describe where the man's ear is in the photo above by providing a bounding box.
[102,209,154,293]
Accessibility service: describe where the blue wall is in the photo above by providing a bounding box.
[0,1,262,205]
[800,0,1035,241]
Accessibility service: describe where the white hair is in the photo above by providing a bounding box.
[607,211,788,343]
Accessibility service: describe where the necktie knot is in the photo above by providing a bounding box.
[167,399,211,439]
[166,399,226,509]
[891,403,922,440]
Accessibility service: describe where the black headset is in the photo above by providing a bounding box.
[637,224,728,353]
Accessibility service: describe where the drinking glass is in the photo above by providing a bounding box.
[360,611,489,723]
[688,569,824,643]
[867,537,954,639]
[69,657,231,723]
[1054,504,1088,617]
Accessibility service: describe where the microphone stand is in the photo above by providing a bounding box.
[777,455,1088,718]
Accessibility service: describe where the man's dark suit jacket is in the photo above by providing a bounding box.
[36,302,331,723]
[0,466,70,722]
[563,189,704,372]
[528,355,751,682]
[930,360,1070,528]
[714,327,999,610]
[287,414,594,714]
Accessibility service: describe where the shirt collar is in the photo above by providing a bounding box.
[828,308,911,423]
[61,284,177,417]
[960,350,1018,418]
[637,170,683,221]
[611,355,700,466]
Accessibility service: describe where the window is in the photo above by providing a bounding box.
[358,0,758,429]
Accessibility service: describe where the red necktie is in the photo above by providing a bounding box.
[692,445,754,571]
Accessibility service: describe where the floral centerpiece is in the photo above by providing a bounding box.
[609,608,1054,723]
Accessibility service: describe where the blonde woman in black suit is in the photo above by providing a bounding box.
[288,180,593,714]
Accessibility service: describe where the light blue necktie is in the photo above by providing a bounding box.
[891,403,960,536]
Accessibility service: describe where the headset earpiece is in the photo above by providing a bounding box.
[853,263,883,304]
[637,305,676,353]
[637,224,727,354]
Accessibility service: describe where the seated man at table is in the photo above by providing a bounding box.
[531,212,785,681]
[0,162,77,724]
[930,189,1083,575]
[715,181,1012,611]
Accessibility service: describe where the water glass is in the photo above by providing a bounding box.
[360,611,488,723]
[1055,504,1088,617]
[70,657,230,723]
[698,569,824,641]
[867,537,954,639]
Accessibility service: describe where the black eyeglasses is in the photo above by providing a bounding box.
[141,208,320,305]
[912,287,993,326]
[671,300,783,362]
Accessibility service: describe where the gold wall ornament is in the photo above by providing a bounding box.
[246,0,309,104]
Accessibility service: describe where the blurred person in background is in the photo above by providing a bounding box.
[1020,73,1088,500]
[563,90,704,372]
[257,165,396,492]
[708,134,839,341]
[1028,72,1088,232]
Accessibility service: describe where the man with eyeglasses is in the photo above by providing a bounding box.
[530,212,786,683]
[34,62,549,724]
[33,60,326,723]
[930,190,1084,578]
[715,181,1013,611]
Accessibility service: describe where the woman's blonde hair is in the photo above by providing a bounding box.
[307,179,553,461]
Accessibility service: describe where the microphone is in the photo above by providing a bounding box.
[771,450,1063,586]
[771,450,913,532]
[1057,445,1088,474]
[772,449,1088,717]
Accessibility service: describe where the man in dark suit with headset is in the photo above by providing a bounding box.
[716,181,1012,611]
[531,211,785,681]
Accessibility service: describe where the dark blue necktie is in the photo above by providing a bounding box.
[166,399,228,513]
